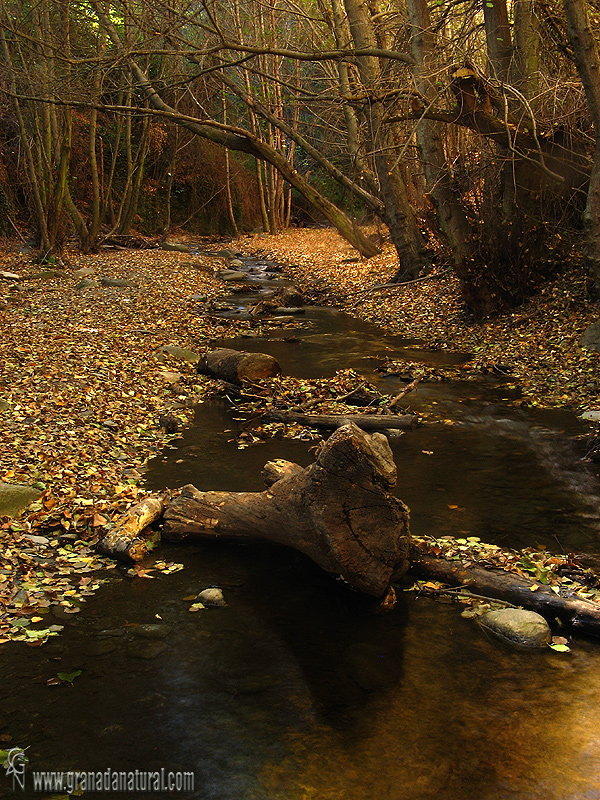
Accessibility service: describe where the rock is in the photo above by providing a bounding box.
[217,269,246,282]
[213,248,236,259]
[87,639,119,656]
[189,294,207,302]
[100,277,137,288]
[75,278,100,290]
[272,307,305,315]
[280,286,304,306]
[0,271,20,281]
[161,242,190,253]
[159,413,180,433]
[580,322,600,352]
[581,410,600,422]
[29,269,66,281]
[158,345,201,364]
[131,623,172,639]
[157,370,183,384]
[0,482,42,517]
[22,534,50,546]
[73,267,95,279]
[197,587,227,607]
[477,608,551,649]
[229,258,244,268]
[127,640,167,659]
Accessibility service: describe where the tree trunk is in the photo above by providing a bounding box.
[163,423,411,596]
[342,0,426,277]
[196,349,281,383]
[407,0,474,268]
[563,0,600,293]
[412,554,600,635]
[266,411,418,430]
[98,494,168,561]
[483,0,513,82]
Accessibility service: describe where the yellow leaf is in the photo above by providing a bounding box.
[530,584,540,592]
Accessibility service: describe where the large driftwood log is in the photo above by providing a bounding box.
[267,411,418,430]
[412,554,600,635]
[163,423,411,596]
[197,348,281,384]
[98,493,168,561]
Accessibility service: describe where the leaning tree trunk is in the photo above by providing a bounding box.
[163,423,411,596]
[563,0,600,294]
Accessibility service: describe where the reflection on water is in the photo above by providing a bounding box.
[2,252,600,800]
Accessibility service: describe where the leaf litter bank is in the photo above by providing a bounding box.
[0,241,290,644]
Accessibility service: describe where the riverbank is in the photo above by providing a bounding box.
[234,227,600,412]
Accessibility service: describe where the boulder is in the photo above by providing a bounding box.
[477,608,551,649]
[161,241,190,253]
[280,286,304,306]
[76,278,100,290]
[217,269,246,282]
[580,322,600,352]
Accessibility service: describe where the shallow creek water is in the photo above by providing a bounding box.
[2,254,600,799]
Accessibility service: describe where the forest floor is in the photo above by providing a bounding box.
[1,226,599,645]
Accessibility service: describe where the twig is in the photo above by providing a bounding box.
[350,269,451,307]
[388,373,423,410]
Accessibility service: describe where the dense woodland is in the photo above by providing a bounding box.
[1,0,600,316]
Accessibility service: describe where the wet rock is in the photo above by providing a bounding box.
[217,269,246,282]
[197,587,227,607]
[97,628,126,638]
[87,639,119,656]
[29,269,66,281]
[161,241,190,253]
[131,623,172,639]
[213,248,236,259]
[159,413,180,433]
[158,344,200,364]
[477,608,551,649]
[0,482,42,517]
[75,278,100,290]
[272,307,305,315]
[100,277,137,288]
[280,286,304,306]
[190,294,207,302]
[229,258,244,268]
[581,322,600,352]
[127,640,167,659]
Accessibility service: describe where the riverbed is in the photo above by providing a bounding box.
[1,251,600,799]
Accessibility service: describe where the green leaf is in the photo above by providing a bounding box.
[57,670,82,684]
[548,643,570,652]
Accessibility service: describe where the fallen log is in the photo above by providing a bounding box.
[98,493,168,562]
[412,554,600,635]
[197,348,281,384]
[163,423,411,596]
[266,411,418,430]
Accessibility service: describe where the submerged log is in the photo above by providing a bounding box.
[412,554,600,635]
[197,348,281,384]
[98,493,168,562]
[267,411,418,430]
[163,423,411,596]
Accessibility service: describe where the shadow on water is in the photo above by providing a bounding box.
[3,251,600,799]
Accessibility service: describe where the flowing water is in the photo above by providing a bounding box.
[2,253,600,800]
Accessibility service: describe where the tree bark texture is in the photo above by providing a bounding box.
[98,493,168,562]
[563,0,600,292]
[196,349,281,384]
[163,423,411,596]
[266,411,418,430]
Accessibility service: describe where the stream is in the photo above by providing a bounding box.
[2,251,600,799]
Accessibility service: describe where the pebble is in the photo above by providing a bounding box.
[197,587,227,607]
